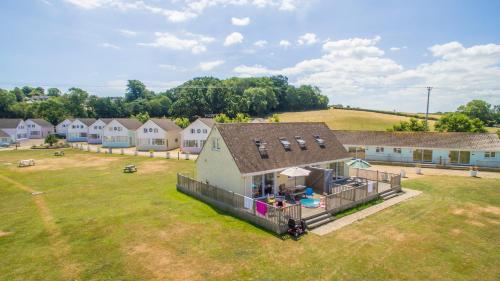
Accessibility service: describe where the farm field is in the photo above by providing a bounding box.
[1,149,499,280]
[278,109,498,132]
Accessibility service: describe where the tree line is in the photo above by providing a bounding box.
[0,75,329,125]
[388,99,500,134]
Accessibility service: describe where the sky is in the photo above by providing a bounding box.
[0,0,499,112]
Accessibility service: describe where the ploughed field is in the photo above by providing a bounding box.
[0,149,499,280]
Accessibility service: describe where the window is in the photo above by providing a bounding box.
[197,129,201,133]
[212,138,220,150]
[149,128,153,132]
[184,140,198,147]
[376,147,384,153]
[203,129,207,133]
[449,151,470,164]
[154,128,158,133]
[152,139,165,145]
[485,152,496,158]
[143,128,148,133]
[393,148,402,154]
[191,128,195,134]
[94,126,97,129]
[414,149,433,162]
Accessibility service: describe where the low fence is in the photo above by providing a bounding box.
[348,168,401,192]
[177,174,301,235]
[69,143,197,160]
[325,182,379,213]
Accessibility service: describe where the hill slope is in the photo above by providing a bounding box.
[278,109,437,131]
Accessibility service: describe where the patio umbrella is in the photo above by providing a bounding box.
[346,159,371,169]
[280,167,311,187]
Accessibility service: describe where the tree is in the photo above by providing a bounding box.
[11,87,24,102]
[457,100,494,125]
[435,113,487,133]
[44,134,58,146]
[0,89,17,117]
[174,117,190,128]
[21,86,33,97]
[133,112,150,123]
[47,88,61,97]
[233,113,251,123]
[62,88,89,117]
[36,98,67,125]
[389,118,428,132]
[214,113,231,123]
[125,80,150,102]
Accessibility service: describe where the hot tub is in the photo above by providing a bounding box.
[300,198,320,208]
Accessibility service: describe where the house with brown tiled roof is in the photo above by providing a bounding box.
[180,118,216,154]
[333,130,500,168]
[87,118,113,144]
[67,118,96,142]
[196,122,351,198]
[136,118,182,151]
[0,119,28,143]
[102,118,142,148]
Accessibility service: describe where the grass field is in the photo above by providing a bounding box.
[1,149,499,280]
[278,108,498,132]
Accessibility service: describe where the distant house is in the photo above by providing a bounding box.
[196,122,351,198]
[25,119,54,139]
[87,119,113,144]
[0,119,28,143]
[55,119,73,137]
[333,130,500,168]
[0,130,12,146]
[67,118,96,142]
[102,118,142,148]
[180,118,215,154]
[136,118,181,151]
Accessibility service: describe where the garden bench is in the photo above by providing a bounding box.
[19,159,35,167]
[123,165,137,173]
[54,151,65,156]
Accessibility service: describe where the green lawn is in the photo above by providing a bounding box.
[1,149,499,280]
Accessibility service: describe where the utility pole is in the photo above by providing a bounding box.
[425,86,432,130]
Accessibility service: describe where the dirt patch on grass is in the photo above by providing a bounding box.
[450,228,461,235]
[138,161,175,174]
[452,203,500,227]
[0,231,13,237]
[17,155,119,171]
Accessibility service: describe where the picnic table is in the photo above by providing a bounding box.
[19,159,35,167]
[54,151,65,156]
[123,165,137,173]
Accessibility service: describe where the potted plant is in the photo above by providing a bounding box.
[149,149,154,158]
[470,166,478,177]
[415,163,422,175]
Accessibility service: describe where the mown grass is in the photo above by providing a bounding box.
[0,149,499,280]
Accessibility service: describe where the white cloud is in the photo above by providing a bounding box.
[65,0,301,23]
[199,60,225,71]
[390,46,407,51]
[254,40,268,48]
[119,29,137,37]
[231,17,250,26]
[279,40,291,49]
[297,33,318,45]
[234,37,500,111]
[40,0,53,5]
[224,32,244,46]
[138,32,213,54]
[99,42,120,49]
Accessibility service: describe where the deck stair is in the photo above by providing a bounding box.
[304,212,334,229]
[379,189,404,201]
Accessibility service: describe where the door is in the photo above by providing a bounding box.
[413,149,433,162]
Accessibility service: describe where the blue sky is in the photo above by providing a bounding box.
[1,0,499,112]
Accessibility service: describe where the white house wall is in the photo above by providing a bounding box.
[181,120,212,154]
[67,120,89,142]
[56,120,72,136]
[102,120,135,148]
[88,120,106,144]
[196,127,245,195]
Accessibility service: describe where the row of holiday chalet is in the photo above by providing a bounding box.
[53,117,214,152]
[0,119,55,146]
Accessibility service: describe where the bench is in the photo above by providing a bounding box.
[54,151,65,156]
[123,165,137,173]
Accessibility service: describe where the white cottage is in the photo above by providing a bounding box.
[87,118,113,144]
[56,119,73,137]
[102,118,142,148]
[196,122,351,199]
[25,119,54,139]
[0,119,28,143]
[136,118,181,151]
[180,118,215,154]
[67,118,96,142]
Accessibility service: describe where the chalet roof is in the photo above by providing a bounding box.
[0,119,23,129]
[113,118,143,130]
[74,118,97,126]
[216,122,350,174]
[332,130,500,151]
[0,129,9,138]
[149,118,182,132]
[198,118,216,127]
[97,118,113,125]
[27,118,53,127]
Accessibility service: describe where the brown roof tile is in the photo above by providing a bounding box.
[114,118,143,130]
[217,122,351,174]
[75,118,97,126]
[150,118,182,132]
[198,118,216,127]
[28,118,53,127]
[333,130,500,151]
[0,119,23,129]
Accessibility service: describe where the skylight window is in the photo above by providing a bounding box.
[295,136,306,149]
[254,138,269,158]
[279,137,291,151]
[313,135,325,148]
